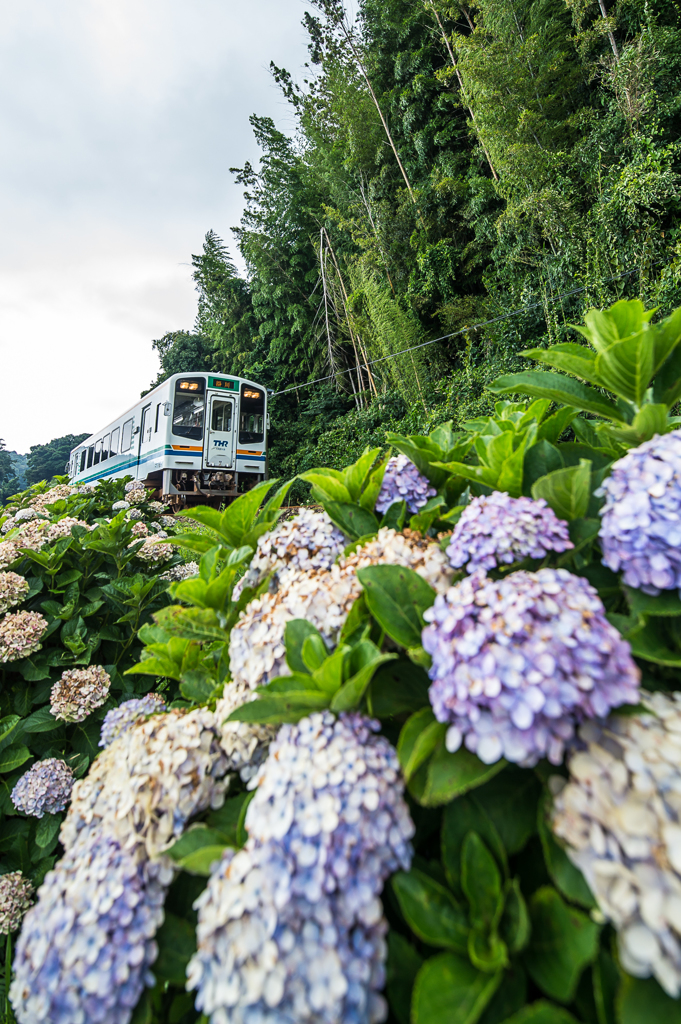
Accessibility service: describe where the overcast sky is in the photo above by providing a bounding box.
[0,0,309,454]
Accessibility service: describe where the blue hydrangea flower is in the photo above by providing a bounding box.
[599,430,681,593]
[99,694,166,748]
[446,491,573,573]
[375,455,436,515]
[11,709,229,1024]
[188,711,414,1024]
[10,828,170,1024]
[422,568,640,767]
[11,759,74,818]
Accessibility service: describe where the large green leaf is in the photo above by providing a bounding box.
[499,1002,582,1024]
[616,975,681,1024]
[531,460,591,521]
[523,887,600,1003]
[625,586,681,617]
[521,343,604,385]
[0,743,31,773]
[419,741,507,808]
[595,331,654,407]
[324,501,378,540]
[473,767,541,855]
[386,932,423,1024]
[412,953,502,1024]
[537,797,594,908]
[367,658,431,718]
[462,832,505,932]
[392,869,469,953]
[357,565,436,649]
[489,372,625,422]
[442,796,507,895]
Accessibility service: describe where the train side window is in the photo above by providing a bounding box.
[79,450,86,472]
[87,445,94,468]
[94,440,102,465]
[155,404,161,432]
[101,434,110,462]
[211,400,232,432]
[110,427,120,455]
[121,419,133,452]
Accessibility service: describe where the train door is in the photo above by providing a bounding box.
[204,393,235,469]
[137,404,154,478]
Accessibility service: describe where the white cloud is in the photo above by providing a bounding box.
[0,0,308,453]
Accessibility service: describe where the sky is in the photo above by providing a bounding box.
[0,0,309,454]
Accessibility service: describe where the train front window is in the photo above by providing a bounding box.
[173,378,205,440]
[211,400,232,432]
[239,384,265,444]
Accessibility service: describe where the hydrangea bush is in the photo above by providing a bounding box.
[6,299,681,1024]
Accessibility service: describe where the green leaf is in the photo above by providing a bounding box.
[299,471,352,504]
[624,586,681,617]
[531,460,591,521]
[462,832,504,933]
[154,911,197,985]
[206,791,251,847]
[523,441,564,494]
[302,633,330,674]
[329,651,397,712]
[324,501,378,541]
[217,478,276,546]
[35,813,62,849]
[284,619,326,674]
[367,658,431,718]
[500,879,531,954]
[523,886,600,1003]
[595,330,654,406]
[357,565,436,649]
[623,617,681,666]
[0,715,22,753]
[616,975,681,1024]
[180,671,218,703]
[386,932,423,1024]
[0,743,31,773]
[343,447,381,501]
[412,953,502,1024]
[537,796,595,908]
[420,741,506,808]
[521,342,603,385]
[392,869,468,953]
[477,967,527,1024]
[166,825,230,862]
[499,1001,582,1024]
[488,371,625,422]
[398,707,437,774]
[442,796,507,896]
[174,844,228,875]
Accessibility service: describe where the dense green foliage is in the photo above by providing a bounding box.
[153,0,681,480]
[25,435,90,488]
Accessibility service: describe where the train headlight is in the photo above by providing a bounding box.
[243,389,261,399]
[178,381,200,391]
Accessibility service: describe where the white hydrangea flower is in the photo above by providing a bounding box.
[229,528,454,692]
[148,501,167,513]
[159,561,199,582]
[50,666,111,722]
[0,610,48,662]
[216,679,277,782]
[28,485,75,512]
[45,517,90,541]
[0,872,34,935]
[128,488,150,505]
[112,500,130,511]
[131,538,173,563]
[0,539,19,569]
[552,691,681,997]
[0,571,29,614]
[131,521,149,538]
[235,509,348,597]
[125,508,145,521]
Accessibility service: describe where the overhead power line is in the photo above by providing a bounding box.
[269,259,665,398]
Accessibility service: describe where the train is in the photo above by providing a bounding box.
[68,372,269,508]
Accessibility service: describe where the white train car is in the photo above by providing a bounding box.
[68,372,268,507]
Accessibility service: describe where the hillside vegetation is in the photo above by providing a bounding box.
[152,0,681,482]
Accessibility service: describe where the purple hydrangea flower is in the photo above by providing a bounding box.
[422,568,640,767]
[11,759,74,818]
[446,492,573,573]
[99,694,166,748]
[375,455,436,515]
[10,709,229,1024]
[188,711,414,1024]
[10,828,171,1024]
[599,430,681,594]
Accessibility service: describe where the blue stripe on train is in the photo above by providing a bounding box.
[73,447,264,485]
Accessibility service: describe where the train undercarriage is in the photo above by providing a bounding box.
[141,468,265,510]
